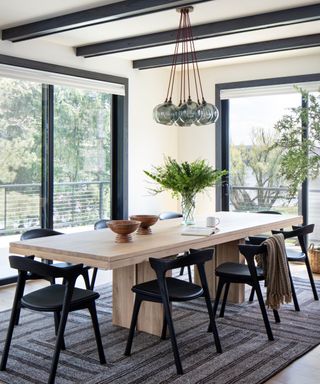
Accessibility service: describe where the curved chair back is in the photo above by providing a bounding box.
[149,248,213,276]
[159,212,182,220]
[94,219,109,230]
[239,243,267,262]
[272,224,314,254]
[21,228,63,241]
[9,256,83,281]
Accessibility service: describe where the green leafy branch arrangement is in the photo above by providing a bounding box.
[144,157,227,201]
[273,88,320,196]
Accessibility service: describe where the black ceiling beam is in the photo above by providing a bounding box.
[76,4,320,57]
[133,34,320,69]
[1,0,208,42]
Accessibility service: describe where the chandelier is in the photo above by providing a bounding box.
[153,7,219,126]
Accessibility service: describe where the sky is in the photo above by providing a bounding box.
[229,93,301,145]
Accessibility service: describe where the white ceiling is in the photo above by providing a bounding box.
[0,0,319,68]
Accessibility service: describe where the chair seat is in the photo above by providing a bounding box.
[216,262,264,280]
[286,247,306,261]
[132,277,203,302]
[21,285,99,311]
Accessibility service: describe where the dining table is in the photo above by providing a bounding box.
[9,211,302,336]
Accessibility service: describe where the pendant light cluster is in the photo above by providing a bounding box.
[153,7,219,126]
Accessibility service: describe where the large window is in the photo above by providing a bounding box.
[216,76,320,244]
[228,93,300,215]
[0,60,128,285]
[54,86,112,229]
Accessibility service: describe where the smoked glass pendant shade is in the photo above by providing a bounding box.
[153,7,219,127]
[153,101,178,126]
[196,102,219,125]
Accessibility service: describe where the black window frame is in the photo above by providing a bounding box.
[0,54,128,286]
[215,72,320,223]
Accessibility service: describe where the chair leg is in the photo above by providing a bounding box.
[48,307,70,384]
[249,287,255,302]
[212,278,225,318]
[88,302,106,364]
[219,282,230,318]
[273,309,280,323]
[0,276,25,371]
[304,257,319,301]
[287,265,300,311]
[54,312,66,350]
[124,297,142,356]
[254,282,274,341]
[187,266,192,283]
[14,304,21,326]
[179,266,184,276]
[202,286,222,353]
[90,268,98,290]
[161,310,167,340]
[82,269,91,290]
[162,296,183,375]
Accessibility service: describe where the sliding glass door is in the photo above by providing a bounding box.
[0,67,127,286]
[308,91,320,243]
[0,78,42,282]
[217,78,320,245]
[228,93,300,215]
[54,86,112,231]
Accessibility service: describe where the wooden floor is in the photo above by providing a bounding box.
[0,264,319,383]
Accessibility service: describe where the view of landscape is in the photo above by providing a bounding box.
[229,91,320,243]
[0,79,112,236]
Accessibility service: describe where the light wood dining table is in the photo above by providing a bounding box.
[9,211,302,336]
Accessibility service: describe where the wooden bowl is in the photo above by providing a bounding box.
[129,215,159,235]
[108,220,140,243]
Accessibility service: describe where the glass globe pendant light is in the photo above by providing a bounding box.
[153,7,219,127]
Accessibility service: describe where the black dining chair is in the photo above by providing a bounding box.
[0,256,106,384]
[13,228,94,327]
[212,243,280,341]
[20,228,94,289]
[247,210,282,302]
[94,219,109,230]
[248,224,318,311]
[124,248,222,375]
[272,224,318,307]
[159,211,192,282]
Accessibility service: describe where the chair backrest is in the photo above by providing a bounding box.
[20,228,63,241]
[94,219,109,230]
[257,211,282,215]
[272,224,314,254]
[159,212,183,220]
[271,224,314,239]
[9,255,84,281]
[149,248,213,275]
[239,243,268,265]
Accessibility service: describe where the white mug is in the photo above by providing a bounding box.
[206,216,220,228]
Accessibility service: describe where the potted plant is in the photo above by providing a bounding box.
[144,157,227,225]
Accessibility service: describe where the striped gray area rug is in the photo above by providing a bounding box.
[1,277,320,384]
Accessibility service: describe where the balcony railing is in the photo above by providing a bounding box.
[0,181,110,235]
[229,185,320,243]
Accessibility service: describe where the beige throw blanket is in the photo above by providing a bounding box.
[256,233,292,310]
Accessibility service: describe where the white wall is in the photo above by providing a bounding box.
[128,69,179,215]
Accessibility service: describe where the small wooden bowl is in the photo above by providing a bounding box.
[129,215,159,235]
[108,220,140,243]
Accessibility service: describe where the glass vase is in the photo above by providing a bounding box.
[181,195,195,225]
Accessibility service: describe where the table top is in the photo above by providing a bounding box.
[9,211,302,270]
